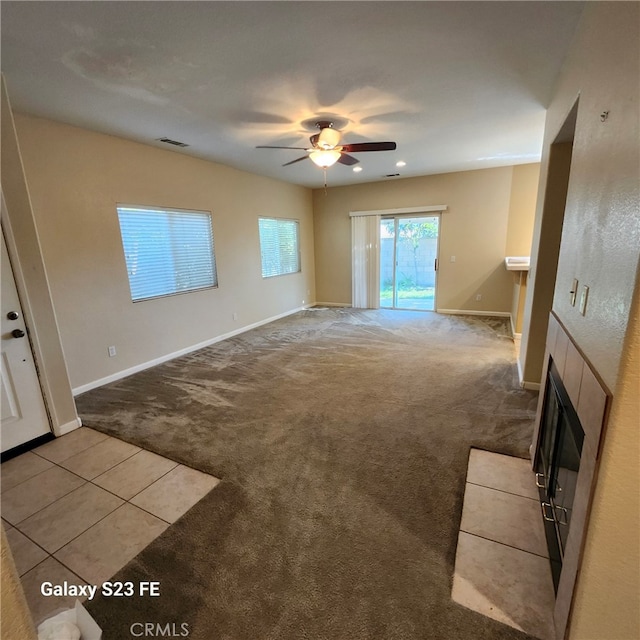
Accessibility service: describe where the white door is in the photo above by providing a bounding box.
[1,229,51,452]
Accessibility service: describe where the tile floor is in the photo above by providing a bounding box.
[452,448,556,640]
[1,427,220,625]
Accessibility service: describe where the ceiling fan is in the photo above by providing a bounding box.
[257,120,397,169]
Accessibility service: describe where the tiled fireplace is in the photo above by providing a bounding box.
[530,312,610,639]
[452,313,611,640]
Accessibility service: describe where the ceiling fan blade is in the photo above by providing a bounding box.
[282,155,309,167]
[338,153,359,166]
[256,145,309,150]
[341,142,397,153]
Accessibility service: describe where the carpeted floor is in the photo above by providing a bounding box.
[76,308,540,640]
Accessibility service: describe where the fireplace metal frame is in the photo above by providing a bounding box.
[535,359,585,592]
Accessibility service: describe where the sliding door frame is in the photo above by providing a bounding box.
[350,205,447,311]
[380,212,442,312]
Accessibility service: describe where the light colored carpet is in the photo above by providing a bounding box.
[77,308,539,640]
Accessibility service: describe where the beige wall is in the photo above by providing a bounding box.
[565,5,640,634]
[521,141,574,386]
[506,163,539,336]
[313,165,539,314]
[522,2,639,392]
[517,3,639,638]
[510,272,528,335]
[551,0,639,389]
[13,113,315,391]
[570,282,640,639]
[506,163,540,256]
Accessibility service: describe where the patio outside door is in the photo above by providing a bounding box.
[380,215,439,311]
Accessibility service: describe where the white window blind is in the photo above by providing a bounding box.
[351,214,380,309]
[117,205,217,302]
[258,217,300,278]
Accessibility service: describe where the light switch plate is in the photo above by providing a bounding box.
[579,285,589,315]
[570,278,578,306]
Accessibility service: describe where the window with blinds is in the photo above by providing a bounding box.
[117,205,217,302]
[258,217,301,278]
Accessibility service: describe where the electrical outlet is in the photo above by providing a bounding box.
[232,312,237,321]
[476,294,482,301]
[450,255,456,262]
[108,345,116,357]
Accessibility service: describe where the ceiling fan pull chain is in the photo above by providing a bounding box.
[323,168,328,195]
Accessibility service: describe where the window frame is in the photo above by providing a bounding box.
[116,203,218,303]
[258,216,302,279]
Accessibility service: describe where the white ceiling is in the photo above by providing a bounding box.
[1,1,584,188]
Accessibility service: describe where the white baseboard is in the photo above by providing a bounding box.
[517,355,525,387]
[437,309,511,318]
[55,417,83,436]
[314,301,351,308]
[516,354,541,391]
[72,306,309,396]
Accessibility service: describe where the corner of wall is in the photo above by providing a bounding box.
[1,525,37,639]
[1,77,80,435]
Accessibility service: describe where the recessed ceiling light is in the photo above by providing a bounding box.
[353,166,363,173]
[396,160,406,167]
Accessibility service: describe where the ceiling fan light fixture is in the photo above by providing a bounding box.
[309,149,341,168]
[317,126,341,150]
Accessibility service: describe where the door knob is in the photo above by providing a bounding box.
[7,311,19,320]
[11,329,25,338]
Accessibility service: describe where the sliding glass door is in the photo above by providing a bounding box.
[380,215,439,311]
